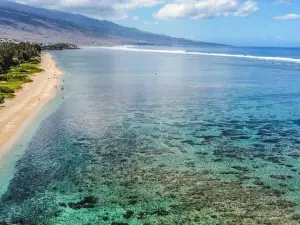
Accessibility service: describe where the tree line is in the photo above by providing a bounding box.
[0,42,42,76]
[0,42,79,104]
[0,42,79,77]
[41,43,79,50]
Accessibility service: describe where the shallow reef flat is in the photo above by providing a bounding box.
[1,114,300,225]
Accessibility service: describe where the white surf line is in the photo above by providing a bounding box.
[98,46,300,64]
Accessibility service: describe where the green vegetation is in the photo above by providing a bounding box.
[0,41,79,104]
[0,96,4,104]
[0,42,41,74]
[0,42,42,104]
[41,43,79,50]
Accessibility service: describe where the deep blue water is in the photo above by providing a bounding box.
[1,46,300,224]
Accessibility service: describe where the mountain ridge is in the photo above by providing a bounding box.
[0,0,226,46]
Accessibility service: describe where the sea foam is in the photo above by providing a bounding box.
[98,46,300,64]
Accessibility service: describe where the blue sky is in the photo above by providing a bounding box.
[14,0,300,47]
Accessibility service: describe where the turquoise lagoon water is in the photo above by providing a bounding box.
[1,46,300,224]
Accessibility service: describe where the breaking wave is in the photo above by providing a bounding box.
[98,46,300,64]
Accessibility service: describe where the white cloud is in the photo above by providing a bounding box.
[132,16,139,20]
[154,0,259,20]
[273,14,300,20]
[14,0,163,19]
[273,0,291,5]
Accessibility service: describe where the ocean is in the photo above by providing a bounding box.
[1,46,300,224]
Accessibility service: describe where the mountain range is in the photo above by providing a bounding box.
[0,0,224,46]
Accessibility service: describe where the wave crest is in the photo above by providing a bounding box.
[98,46,300,64]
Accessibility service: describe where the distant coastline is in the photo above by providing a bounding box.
[0,53,62,158]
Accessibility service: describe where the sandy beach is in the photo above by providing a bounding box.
[0,52,62,158]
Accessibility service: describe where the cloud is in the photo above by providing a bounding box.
[13,0,163,19]
[154,0,259,20]
[273,14,300,20]
[132,16,139,20]
[273,0,291,5]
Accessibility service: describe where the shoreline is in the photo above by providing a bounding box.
[0,52,62,158]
